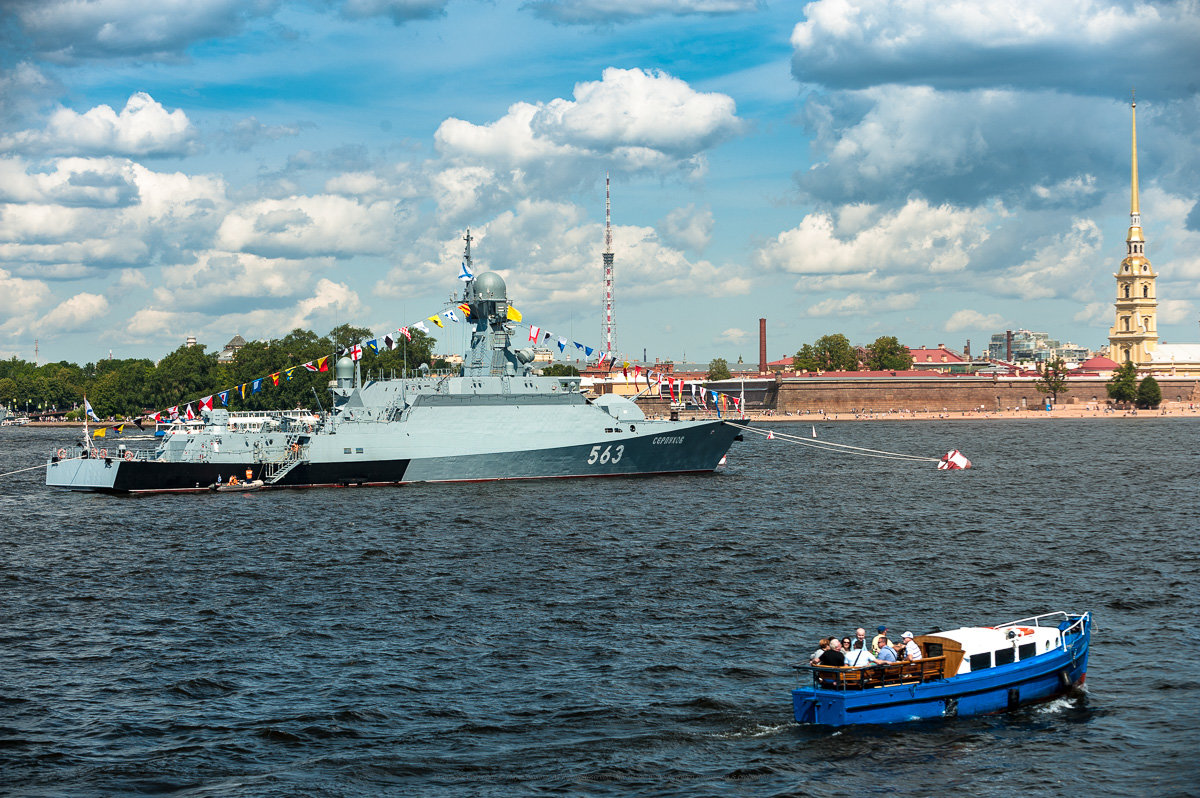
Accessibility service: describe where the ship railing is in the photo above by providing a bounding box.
[795,657,948,691]
[262,442,310,483]
[54,446,159,462]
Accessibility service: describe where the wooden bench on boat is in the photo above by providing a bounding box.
[803,635,968,690]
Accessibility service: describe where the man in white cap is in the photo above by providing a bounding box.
[901,631,923,661]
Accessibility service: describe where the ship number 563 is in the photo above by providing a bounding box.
[587,444,624,465]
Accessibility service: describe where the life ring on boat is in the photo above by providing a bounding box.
[56,448,66,459]
[97,448,108,459]
[123,450,135,461]
[1015,626,1037,637]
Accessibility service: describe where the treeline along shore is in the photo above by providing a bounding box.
[0,324,436,420]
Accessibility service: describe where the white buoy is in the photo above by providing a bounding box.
[937,450,972,470]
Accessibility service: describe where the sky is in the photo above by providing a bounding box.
[2,0,1199,366]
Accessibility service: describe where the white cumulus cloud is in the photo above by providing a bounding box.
[944,309,1007,334]
[2,93,196,157]
[754,198,992,280]
[37,292,109,332]
[434,68,742,204]
[790,0,1200,97]
[527,0,760,24]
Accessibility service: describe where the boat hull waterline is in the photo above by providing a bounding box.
[47,420,740,493]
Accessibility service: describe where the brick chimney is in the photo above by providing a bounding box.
[758,318,767,374]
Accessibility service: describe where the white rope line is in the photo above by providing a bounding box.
[0,457,78,479]
[727,422,940,463]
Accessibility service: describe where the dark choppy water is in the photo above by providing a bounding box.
[2,420,1197,796]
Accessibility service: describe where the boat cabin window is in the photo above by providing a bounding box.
[969,652,992,672]
[924,642,943,657]
[1018,643,1036,660]
[994,648,1015,666]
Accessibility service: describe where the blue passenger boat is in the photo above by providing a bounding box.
[792,611,1091,726]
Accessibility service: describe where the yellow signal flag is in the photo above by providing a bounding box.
[429,315,445,328]
[92,427,106,438]
[507,305,523,322]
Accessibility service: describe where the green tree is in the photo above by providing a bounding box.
[1106,361,1138,405]
[541,363,580,376]
[153,344,220,410]
[793,334,858,372]
[1034,358,1070,404]
[707,357,732,380]
[328,323,374,353]
[865,336,913,371]
[1136,375,1162,409]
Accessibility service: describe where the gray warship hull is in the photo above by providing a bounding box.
[46,413,739,494]
[46,266,744,494]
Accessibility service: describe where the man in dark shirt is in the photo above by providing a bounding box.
[818,637,846,667]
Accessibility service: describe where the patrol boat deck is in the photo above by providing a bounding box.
[46,271,742,494]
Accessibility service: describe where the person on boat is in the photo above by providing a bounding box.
[900,631,922,661]
[245,468,253,481]
[216,474,222,485]
[840,636,852,652]
[809,638,830,665]
[873,639,898,664]
[870,625,888,653]
[817,638,846,668]
[228,475,239,486]
[845,642,882,667]
[849,627,868,651]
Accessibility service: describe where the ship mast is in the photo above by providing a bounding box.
[602,174,615,357]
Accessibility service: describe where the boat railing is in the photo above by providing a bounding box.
[996,611,1090,650]
[995,611,1071,629]
[796,656,948,691]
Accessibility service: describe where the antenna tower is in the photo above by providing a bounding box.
[602,174,615,356]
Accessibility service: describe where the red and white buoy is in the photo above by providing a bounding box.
[937,450,972,470]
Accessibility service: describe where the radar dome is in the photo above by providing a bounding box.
[471,272,506,302]
[335,356,354,380]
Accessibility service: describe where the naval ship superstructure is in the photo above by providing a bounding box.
[46,271,742,493]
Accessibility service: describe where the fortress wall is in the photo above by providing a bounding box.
[774,377,1200,413]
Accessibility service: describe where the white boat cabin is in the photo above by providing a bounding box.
[918,622,1064,676]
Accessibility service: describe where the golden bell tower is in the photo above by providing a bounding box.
[1108,94,1158,365]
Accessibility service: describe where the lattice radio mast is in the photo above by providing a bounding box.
[602,174,615,357]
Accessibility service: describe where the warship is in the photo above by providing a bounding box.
[46,270,743,494]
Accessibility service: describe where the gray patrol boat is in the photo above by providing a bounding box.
[47,270,742,493]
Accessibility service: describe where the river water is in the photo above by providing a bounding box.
[2,420,1196,796]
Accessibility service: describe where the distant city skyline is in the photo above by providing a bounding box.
[1,0,1198,365]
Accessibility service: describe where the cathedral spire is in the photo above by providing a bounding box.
[1109,91,1156,367]
[1130,90,1140,225]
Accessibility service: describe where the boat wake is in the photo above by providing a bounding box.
[711,721,792,739]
